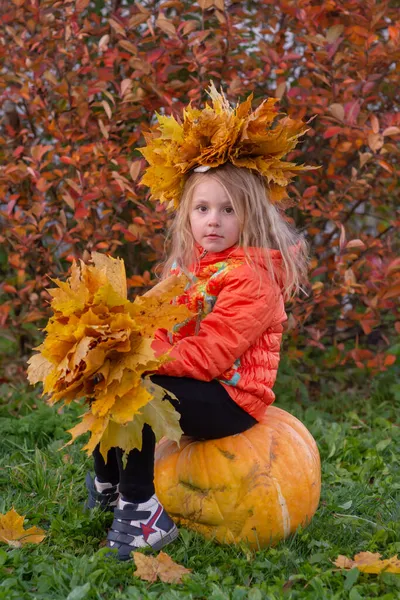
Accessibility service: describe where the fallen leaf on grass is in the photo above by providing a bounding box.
[133,551,191,583]
[0,508,46,547]
[334,552,400,574]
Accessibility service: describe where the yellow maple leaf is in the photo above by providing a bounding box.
[26,353,54,385]
[99,418,146,459]
[48,273,90,316]
[91,251,127,299]
[334,552,400,574]
[28,253,192,460]
[68,378,183,461]
[140,378,182,441]
[110,381,152,423]
[156,113,184,143]
[65,412,110,456]
[133,551,191,583]
[131,297,193,338]
[142,274,182,298]
[0,508,45,547]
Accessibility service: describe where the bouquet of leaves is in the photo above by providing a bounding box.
[27,253,192,460]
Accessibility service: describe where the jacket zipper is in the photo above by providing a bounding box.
[194,249,207,335]
[195,300,202,336]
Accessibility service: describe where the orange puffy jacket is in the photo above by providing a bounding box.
[151,244,287,421]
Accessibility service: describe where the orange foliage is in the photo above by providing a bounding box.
[0,0,399,382]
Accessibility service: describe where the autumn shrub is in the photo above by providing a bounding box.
[0,0,399,383]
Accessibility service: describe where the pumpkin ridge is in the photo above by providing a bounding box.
[270,476,291,538]
[271,418,321,518]
[238,431,274,484]
[233,431,286,541]
[206,441,226,527]
[184,443,211,522]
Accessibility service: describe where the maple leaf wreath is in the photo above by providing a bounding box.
[139,81,318,209]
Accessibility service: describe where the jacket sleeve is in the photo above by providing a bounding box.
[151,265,286,381]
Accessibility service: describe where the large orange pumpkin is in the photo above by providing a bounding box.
[154,406,321,548]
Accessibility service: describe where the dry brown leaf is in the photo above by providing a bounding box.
[0,508,46,547]
[133,551,191,584]
[334,551,400,574]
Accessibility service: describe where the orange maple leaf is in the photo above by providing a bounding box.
[133,551,192,583]
[0,508,46,547]
[334,552,400,574]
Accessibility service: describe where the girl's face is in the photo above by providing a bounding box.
[189,178,240,253]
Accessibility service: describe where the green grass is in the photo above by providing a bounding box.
[1,360,399,600]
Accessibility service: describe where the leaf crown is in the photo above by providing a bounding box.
[139,82,317,209]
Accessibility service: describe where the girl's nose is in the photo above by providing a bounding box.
[208,212,221,227]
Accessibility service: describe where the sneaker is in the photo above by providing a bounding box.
[85,473,119,512]
[106,495,179,560]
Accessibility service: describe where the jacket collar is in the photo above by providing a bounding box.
[194,242,283,269]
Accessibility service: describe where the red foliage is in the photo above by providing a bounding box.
[0,0,399,378]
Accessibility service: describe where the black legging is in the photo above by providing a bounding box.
[92,375,257,502]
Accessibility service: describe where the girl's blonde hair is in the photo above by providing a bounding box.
[159,163,309,300]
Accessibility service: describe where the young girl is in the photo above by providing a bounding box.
[86,88,311,560]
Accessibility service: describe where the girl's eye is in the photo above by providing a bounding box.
[194,205,234,214]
